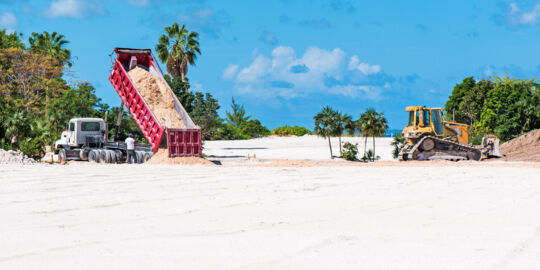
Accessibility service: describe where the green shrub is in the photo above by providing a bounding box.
[361,149,380,162]
[18,137,44,159]
[271,126,311,136]
[391,133,406,159]
[341,142,358,161]
[240,120,271,138]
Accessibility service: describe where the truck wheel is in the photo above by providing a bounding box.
[79,149,89,161]
[135,151,143,164]
[143,152,151,163]
[115,150,123,163]
[107,150,116,164]
[98,150,110,163]
[88,150,99,163]
[58,149,67,163]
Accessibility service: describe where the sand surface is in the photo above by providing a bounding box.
[1,163,540,269]
[147,148,215,165]
[127,67,186,128]
[500,129,540,162]
[204,135,394,165]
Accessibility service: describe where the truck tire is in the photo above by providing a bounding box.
[107,150,116,164]
[115,150,123,163]
[58,149,67,163]
[135,151,143,164]
[98,150,110,163]
[143,152,151,163]
[88,150,99,163]
[79,149,89,161]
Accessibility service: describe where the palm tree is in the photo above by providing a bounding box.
[371,112,388,161]
[314,106,338,159]
[156,23,201,82]
[391,133,406,159]
[226,97,251,128]
[28,31,71,67]
[2,111,30,145]
[334,112,352,155]
[357,109,377,157]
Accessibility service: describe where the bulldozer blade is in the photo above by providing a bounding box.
[489,139,502,158]
[482,135,502,158]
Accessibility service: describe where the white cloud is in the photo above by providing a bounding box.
[222,64,239,80]
[43,0,104,19]
[237,55,271,83]
[348,55,381,75]
[127,0,150,7]
[224,46,387,99]
[508,2,540,25]
[0,12,17,33]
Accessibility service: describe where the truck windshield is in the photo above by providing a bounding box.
[81,122,101,132]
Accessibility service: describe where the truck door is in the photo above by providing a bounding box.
[67,121,76,146]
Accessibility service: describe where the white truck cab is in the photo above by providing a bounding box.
[55,118,106,149]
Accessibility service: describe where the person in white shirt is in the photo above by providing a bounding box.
[125,133,136,163]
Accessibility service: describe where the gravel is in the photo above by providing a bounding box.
[0,149,37,165]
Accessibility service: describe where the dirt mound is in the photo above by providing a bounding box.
[127,67,185,128]
[0,149,37,165]
[146,148,215,165]
[499,129,540,161]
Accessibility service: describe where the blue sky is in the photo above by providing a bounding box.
[1,0,540,130]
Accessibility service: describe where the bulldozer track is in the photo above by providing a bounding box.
[399,135,482,161]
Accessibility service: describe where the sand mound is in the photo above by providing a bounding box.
[127,67,185,128]
[500,129,540,161]
[146,148,215,165]
[0,149,37,165]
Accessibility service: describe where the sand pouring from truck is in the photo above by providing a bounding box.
[399,106,502,161]
[54,48,202,163]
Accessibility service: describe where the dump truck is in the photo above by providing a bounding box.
[399,106,502,161]
[54,117,153,163]
[54,48,202,163]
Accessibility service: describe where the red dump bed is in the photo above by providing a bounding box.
[109,48,202,157]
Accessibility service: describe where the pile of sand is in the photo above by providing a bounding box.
[0,149,37,165]
[499,129,540,162]
[146,148,215,165]
[127,67,186,128]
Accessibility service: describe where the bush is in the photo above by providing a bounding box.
[341,142,358,161]
[271,126,311,136]
[361,149,380,162]
[212,123,250,140]
[18,137,44,159]
[240,120,271,138]
[391,133,406,159]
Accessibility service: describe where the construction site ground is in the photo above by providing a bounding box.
[1,162,539,269]
[2,135,540,269]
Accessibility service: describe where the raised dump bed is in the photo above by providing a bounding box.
[109,48,202,157]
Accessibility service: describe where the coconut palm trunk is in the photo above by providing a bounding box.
[328,132,333,159]
[372,136,376,161]
[339,135,342,155]
[364,135,368,157]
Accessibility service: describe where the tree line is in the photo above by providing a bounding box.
[0,24,278,158]
[313,106,388,161]
[445,76,540,143]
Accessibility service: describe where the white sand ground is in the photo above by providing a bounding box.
[204,135,394,163]
[2,163,540,269]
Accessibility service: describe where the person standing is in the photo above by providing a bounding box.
[125,133,136,163]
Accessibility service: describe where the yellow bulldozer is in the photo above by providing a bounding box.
[399,106,502,161]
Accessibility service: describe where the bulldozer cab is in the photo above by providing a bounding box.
[405,106,444,135]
